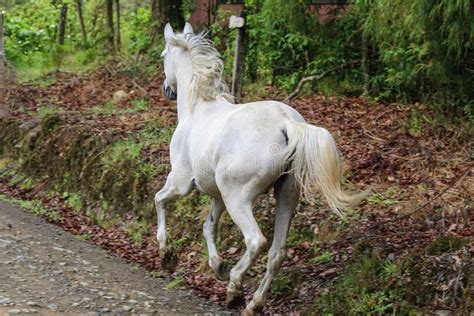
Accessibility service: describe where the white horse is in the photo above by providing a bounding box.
[155,22,367,314]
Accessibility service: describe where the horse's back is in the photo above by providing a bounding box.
[211,101,304,194]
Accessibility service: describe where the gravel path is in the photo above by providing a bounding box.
[0,200,228,315]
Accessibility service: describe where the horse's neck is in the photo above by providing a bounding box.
[175,56,193,122]
[175,65,233,123]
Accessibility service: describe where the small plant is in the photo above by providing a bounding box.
[62,191,83,214]
[382,260,399,280]
[352,291,394,314]
[367,189,397,207]
[165,276,185,289]
[312,251,333,264]
[170,237,188,249]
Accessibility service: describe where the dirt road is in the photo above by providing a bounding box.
[0,200,228,315]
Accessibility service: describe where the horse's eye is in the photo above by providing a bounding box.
[161,50,167,59]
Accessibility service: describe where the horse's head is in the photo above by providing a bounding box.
[161,22,194,100]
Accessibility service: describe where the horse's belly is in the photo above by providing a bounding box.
[193,168,220,198]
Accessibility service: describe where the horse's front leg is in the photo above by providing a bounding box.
[203,198,228,280]
[155,171,193,272]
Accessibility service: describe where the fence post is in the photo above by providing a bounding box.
[230,11,246,104]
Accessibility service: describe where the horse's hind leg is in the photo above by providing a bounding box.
[244,174,299,315]
[203,198,228,280]
[221,193,267,308]
[155,171,193,272]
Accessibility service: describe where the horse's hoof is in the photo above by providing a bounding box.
[159,248,178,272]
[226,290,245,309]
[242,303,263,316]
[215,260,230,281]
[241,307,260,316]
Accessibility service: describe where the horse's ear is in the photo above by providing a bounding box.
[183,22,194,35]
[164,23,174,41]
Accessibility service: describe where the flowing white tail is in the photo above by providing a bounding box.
[286,121,368,217]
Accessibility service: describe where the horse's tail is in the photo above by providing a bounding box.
[285,121,369,217]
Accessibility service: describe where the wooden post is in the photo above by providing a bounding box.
[230,11,246,104]
[58,4,68,45]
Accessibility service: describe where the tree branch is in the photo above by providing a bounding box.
[283,60,361,103]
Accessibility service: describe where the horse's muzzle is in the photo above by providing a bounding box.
[162,81,177,100]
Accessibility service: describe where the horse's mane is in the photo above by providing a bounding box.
[168,32,234,104]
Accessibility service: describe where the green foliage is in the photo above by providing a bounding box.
[245,0,319,89]
[3,0,161,80]
[355,0,473,114]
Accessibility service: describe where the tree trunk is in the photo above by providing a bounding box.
[0,12,10,119]
[114,0,121,51]
[106,0,114,51]
[361,31,369,97]
[75,0,87,46]
[58,4,68,45]
[151,0,184,35]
